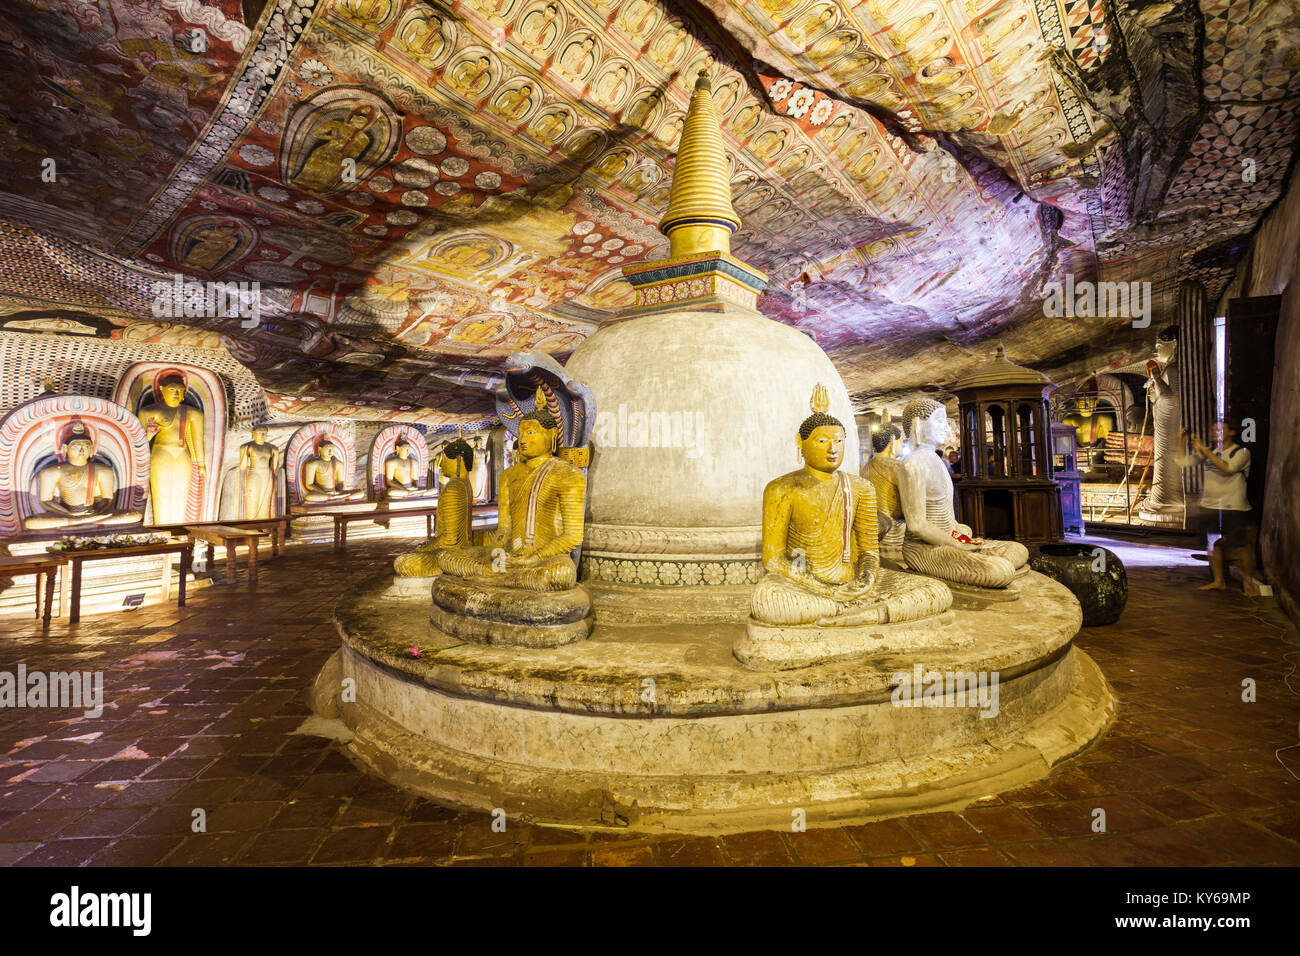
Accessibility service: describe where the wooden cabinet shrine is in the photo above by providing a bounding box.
[950,347,1064,544]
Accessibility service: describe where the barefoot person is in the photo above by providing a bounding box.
[1177,419,1257,594]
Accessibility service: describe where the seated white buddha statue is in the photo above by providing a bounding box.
[748,386,951,628]
[300,440,364,503]
[24,420,143,530]
[897,397,1028,589]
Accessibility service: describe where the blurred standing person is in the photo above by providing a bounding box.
[1177,419,1257,595]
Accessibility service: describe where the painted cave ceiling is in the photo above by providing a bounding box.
[0,0,1297,423]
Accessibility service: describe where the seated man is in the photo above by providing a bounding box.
[25,420,143,531]
[394,437,474,577]
[749,385,951,629]
[300,440,363,503]
[382,438,423,498]
[897,397,1028,589]
[435,391,585,591]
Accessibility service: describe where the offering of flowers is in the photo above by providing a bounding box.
[48,533,171,553]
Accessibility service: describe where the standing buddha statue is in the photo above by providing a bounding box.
[137,372,205,524]
[1141,325,1185,518]
[238,426,281,520]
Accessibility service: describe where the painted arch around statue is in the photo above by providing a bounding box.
[369,423,430,498]
[113,362,228,523]
[285,422,358,503]
[0,394,150,538]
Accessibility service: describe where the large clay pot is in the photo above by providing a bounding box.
[1029,543,1128,626]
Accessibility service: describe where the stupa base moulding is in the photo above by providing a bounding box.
[315,572,1115,834]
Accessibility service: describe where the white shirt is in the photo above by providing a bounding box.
[1179,442,1251,511]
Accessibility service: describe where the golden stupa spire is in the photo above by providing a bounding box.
[659,70,741,258]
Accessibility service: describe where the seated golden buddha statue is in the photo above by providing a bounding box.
[25,420,143,531]
[382,438,422,498]
[746,386,952,638]
[429,390,592,648]
[865,416,907,562]
[300,440,363,503]
[897,397,1029,590]
[393,438,474,578]
[435,390,585,591]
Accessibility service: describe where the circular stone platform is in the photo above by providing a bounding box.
[315,571,1115,834]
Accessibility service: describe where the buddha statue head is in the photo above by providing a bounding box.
[59,418,97,466]
[1155,324,1178,366]
[870,423,901,457]
[440,437,475,479]
[317,439,338,462]
[518,387,559,459]
[797,383,845,475]
[394,438,413,460]
[251,425,269,444]
[902,397,947,450]
[157,373,187,408]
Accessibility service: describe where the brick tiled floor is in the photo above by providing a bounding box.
[1,535,1298,866]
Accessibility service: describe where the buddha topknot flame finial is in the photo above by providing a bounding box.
[810,383,830,414]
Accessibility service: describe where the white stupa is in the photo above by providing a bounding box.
[565,71,859,595]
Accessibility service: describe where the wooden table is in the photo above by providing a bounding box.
[186,525,269,585]
[153,517,289,556]
[0,554,66,625]
[55,538,193,624]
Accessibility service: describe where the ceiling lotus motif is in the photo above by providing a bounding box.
[0,0,1296,417]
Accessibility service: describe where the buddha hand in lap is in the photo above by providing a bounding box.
[436,395,585,592]
[394,438,474,577]
[24,420,143,530]
[897,398,1028,589]
[301,440,363,503]
[749,386,950,628]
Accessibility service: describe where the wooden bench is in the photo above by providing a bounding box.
[331,503,499,552]
[333,505,438,552]
[186,525,269,585]
[0,554,66,626]
[152,517,289,556]
[55,538,193,624]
